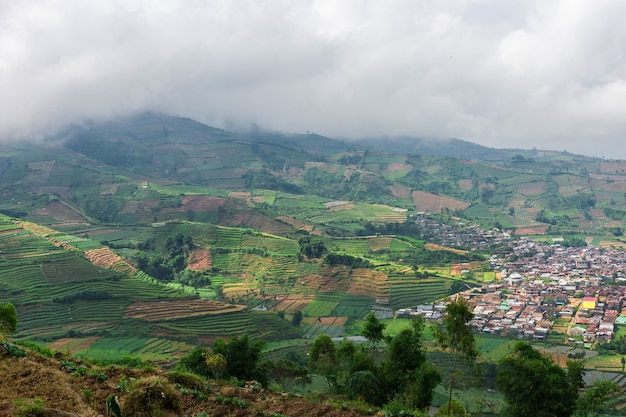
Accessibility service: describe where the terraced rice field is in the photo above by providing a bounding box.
[241,234,298,255]
[274,295,315,313]
[388,274,451,309]
[347,268,390,300]
[276,216,315,233]
[266,255,298,277]
[155,310,301,342]
[85,247,136,274]
[124,298,246,321]
[75,336,192,360]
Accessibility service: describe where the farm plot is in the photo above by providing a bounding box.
[17,303,72,330]
[75,337,180,360]
[302,323,345,340]
[43,253,121,285]
[368,237,392,252]
[241,234,298,255]
[411,190,470,213]
[48,336,100,354]
[125,298,245,321]
[274,294,315,313]
[276,216,315,233]
[347,268,390,300]
[155,310,299,342]
[210,251,242,272]
[0,262,50,304]
[302,298,340,317]
[68,299,129,322]
[215,226,244,247]
[266,255,298,277]
[187,248,212,271]
[55,234,101,251]
[331,239,370,255]
[372,204,407,223]
[389,275,451,309]
[334,295,375,319]
[85,247,136,274]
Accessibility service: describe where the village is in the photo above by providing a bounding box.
[398,213,626,347]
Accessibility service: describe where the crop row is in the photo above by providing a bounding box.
[302,323,345,340]
[241,234,298,255]
[302,300,339,317]
[156,311,253,336]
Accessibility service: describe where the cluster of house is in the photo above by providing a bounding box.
[398,231,626,346]
[412,212,512,252]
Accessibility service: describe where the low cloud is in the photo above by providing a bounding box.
[1,0,625,157]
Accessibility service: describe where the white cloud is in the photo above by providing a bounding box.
[1,0,625,157]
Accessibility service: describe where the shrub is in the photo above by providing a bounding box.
[166,370,207,391]
[122,376,182,417]
[0,340,27,358]
[12,397,45,417]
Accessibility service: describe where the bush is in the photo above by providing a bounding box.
[166,370,207,391]
[121,376,182,417]
[13,397,45,417]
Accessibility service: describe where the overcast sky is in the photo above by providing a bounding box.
[1,0,626,158]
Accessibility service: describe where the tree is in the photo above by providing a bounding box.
[298,236,326,259]
[433,298,478,416]
[497,341,584,417]
[212,334,267,386]
[387,317,427,377]
[0,302,17,336]
[309,334,338,390]
[204,352,227,380]
[362,312,387,346]
[574,380,620,417]
[292,310,303,326]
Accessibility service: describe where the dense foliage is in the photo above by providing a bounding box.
[497,342,583,417]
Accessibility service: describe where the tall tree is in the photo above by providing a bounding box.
[433,297,478,416]
[0,302,17,336]
[362,311,387,347]
[308,334,338,390]
[497,341,584,417]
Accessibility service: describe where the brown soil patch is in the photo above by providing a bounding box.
[316,316,349,326]
[274,295,315,313]
[181,195,227,211]
[124,298,245,321]
[599,240,626,249]
[347,268,389,299]
[411,190,470,213]
[515,225,549,235]
[188,248,212,271]
[85,247,136,274]
[424,243,468,254]
[32,201,89,224]
[368,237,392,252]
[517,182,547,195]
[48,336,100,354]
[386,163,412,172]
[388,183,411,198]
[330,203,355,211]
[276,216,315,233]
[600,161,626,174]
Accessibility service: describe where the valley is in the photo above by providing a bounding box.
[3,112,626,415]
